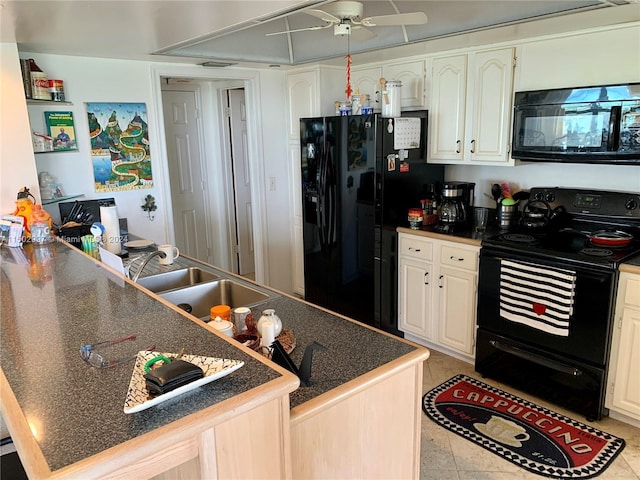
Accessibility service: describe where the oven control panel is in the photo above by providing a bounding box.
[529,187,640,219]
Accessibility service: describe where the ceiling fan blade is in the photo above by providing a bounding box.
[266,23,333,36]
[361,12,428,27]
[306,8,341,24]
[351,26,376,41]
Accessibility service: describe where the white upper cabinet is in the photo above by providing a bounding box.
[286,66,344,140]
[351,66,381,108]
[287,70,318,140]
[383,60,425,108]
[352,60,425,112]
[429,47,515,165]
[429,55,467,162]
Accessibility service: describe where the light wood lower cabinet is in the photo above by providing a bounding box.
[606,271,640,427]
[290,355,426,479]
[398,232,479,362]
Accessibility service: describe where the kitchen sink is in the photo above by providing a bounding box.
[159,278,275,319]
[136,267,219,293]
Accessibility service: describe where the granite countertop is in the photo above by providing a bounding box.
[0,242,281,472]
[129,252,419,409]
[1,240,423,472]
[620,254,640,274]
[397,224,501,246]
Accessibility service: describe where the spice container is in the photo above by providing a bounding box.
[408,208,423,229]
[210,305,231,322]
[49,79,65,102]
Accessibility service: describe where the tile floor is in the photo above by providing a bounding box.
[421,349,640,479]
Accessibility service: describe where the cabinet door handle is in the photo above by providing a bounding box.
[450,256,464,262]
[456,140,461,154]
[438,275,444,288]
[424,272,429,285]
[470,139,476,154]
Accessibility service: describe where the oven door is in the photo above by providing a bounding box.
[476,247,616,366]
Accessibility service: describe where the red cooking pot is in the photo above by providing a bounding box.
[588,230,634,247]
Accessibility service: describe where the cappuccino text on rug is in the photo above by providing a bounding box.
[423,375,625,479]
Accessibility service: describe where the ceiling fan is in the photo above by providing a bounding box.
[266,0,428,38]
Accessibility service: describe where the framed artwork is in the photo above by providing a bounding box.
[85,102,153,192]
[45,111,78,151]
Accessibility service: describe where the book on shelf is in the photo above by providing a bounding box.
[45,111,78,151]
[20,59,32,99]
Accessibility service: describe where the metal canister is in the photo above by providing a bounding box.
[497,203,519,230]
[49,79,65,102]
[31,71,50,100]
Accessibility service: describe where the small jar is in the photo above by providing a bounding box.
[233,307,251,333]
[210,305,231,322]
[210,316,235,337]
[257,309,282,337]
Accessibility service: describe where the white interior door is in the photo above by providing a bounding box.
[227,88,255,275]
[161,88,212,263]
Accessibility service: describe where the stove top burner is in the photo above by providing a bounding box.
[500,233,537,244]
[484,225,640,269]
[580,248,614,257]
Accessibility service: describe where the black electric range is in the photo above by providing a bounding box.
[483,187,640,270]
[476,186,640,421]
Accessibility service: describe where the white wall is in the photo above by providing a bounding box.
[0,44,39,214]
[9,51,293,292]
[22,53,168,242]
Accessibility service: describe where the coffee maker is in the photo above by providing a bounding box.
[435,182,475,233]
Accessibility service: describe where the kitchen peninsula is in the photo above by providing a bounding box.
[0,241,429,479]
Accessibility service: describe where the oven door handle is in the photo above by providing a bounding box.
[489,340,583,377]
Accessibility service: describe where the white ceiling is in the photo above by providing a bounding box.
[1,0,637,66]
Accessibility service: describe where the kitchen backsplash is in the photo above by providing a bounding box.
[446,163,640,208]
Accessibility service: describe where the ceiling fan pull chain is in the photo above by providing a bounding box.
[346,54,352,100]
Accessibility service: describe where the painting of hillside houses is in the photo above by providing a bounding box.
[86,102,153,192]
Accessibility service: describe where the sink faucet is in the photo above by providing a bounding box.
[130,251,167,282]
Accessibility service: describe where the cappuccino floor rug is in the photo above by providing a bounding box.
[422,374,626,479]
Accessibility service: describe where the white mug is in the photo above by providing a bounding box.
[158,244,180,265]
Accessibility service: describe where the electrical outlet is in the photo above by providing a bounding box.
[269,177,276,191]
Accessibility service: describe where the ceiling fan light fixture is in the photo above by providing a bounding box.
[334,23,352,36]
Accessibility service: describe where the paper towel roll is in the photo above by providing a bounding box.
[100,205,121,254]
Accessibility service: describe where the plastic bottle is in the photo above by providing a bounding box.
[28,59,49,101]
[30,205,53,244]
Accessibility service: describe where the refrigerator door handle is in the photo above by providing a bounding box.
[325,149,336,247]
[317,145,327,249]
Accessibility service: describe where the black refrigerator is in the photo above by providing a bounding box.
[300,111,444,335]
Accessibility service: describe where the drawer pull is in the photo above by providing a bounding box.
[409,247,421,252]
[450,255,464,262]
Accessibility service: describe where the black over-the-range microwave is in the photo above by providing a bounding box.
[511,83,640,164]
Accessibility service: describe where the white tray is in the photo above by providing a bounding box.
[123,351,244,414]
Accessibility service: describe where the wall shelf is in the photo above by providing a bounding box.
[34,150,78,154]
[27,99,73,106]
[42,194,83,205]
